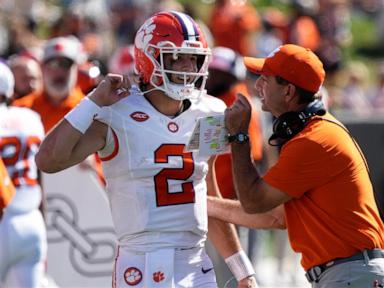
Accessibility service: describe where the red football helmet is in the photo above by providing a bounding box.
[134,11,211,101]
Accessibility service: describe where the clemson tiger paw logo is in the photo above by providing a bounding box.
[153,271,165,283]
[124,267,142,286]
[135,20,155,50]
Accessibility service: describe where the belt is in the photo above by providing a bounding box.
[305,249,384,283]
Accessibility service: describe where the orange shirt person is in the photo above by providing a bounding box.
[208,44,384,286]
[0,159,15,220]
[12,37,105,185]
[209,0,260,56]
[13,86,84,132]
[13,36,86,133]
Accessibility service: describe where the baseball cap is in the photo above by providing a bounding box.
[42,36,85,64]
[244,44,325,93]
[0,61,15,99]
[209,46,246,80]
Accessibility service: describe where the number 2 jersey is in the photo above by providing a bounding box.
[0,105,44,213]
[95,90,226,252]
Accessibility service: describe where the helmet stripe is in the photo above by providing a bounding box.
[171,11,197,41]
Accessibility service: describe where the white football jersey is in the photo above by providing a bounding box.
[0,105,45,213]
[96,91,226,252]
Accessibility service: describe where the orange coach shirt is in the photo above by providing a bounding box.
[263,112,384,270]
[215,82,263,199]
[12,86,85,133]
[0,159,15,210]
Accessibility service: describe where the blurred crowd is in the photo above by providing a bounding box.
[1,0,384,287]
[0,0,384,115]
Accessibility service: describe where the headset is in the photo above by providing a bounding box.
[268,99,326,146]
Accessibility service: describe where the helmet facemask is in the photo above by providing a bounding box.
[144,40,211,101]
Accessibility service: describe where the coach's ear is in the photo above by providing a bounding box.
[284,83,298,105]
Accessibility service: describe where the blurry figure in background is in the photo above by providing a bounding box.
[108,0,140,45]
[1,14,42,58]
[336,61,372,115]
[13,36,86,133]
[205,46,264,284]
[8,55,42,100]
[0,62,47,288]
[50,4,113,65]
[48,3,108,95]
[107,45,135,78]
[369,62,384,111]
[316,0,352,73]
[256,8,287,58]
[287,0,321,52]
[208,0,260,56]
[12,36,105,185]
[77,59,103,95]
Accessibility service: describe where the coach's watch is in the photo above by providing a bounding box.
[227,132,249,144]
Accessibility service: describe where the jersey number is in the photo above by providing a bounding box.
[0,136,41,186]
[154,144,195,206]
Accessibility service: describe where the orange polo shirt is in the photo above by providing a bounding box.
[263,113,384,270]
[215,82,263,199]
[0,159,15,210]
[12,87,85,133]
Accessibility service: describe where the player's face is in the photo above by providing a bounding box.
[163,53,198,84]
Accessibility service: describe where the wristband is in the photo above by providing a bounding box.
[225,250,255,281]
[64,97,101,134]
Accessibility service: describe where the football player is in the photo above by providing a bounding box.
[36,11,257,288]
[0,61,47,287]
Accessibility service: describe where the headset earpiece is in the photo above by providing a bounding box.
[272,112,306,139]
[269,100,326,146]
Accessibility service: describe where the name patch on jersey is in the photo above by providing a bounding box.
[130,112,150,122]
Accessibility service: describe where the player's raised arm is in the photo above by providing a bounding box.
[36,74,130,173]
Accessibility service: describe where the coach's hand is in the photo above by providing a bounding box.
[88,73,131,107]
[225,93,252,135]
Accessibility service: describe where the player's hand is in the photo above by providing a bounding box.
[225,93,252,135]
[88,73,131,107]
[237,275,258,288]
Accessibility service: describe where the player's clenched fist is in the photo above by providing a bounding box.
[88,73,131,107]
